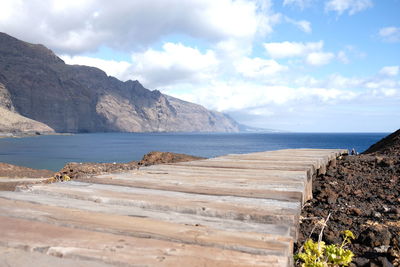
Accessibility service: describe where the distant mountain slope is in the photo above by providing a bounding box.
[0,32,239,133]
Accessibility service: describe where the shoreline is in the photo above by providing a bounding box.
[0,151,204,191]
[0,132,387,172]
[0,132,73,139]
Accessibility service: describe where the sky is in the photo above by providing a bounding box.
[0,0,399,132]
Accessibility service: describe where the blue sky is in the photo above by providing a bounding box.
[0,0,399,132]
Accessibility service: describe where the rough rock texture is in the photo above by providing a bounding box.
[0,163,54,191]
[0,82,14,111]
[138,151,205,166]
[0,107,55,134]
[295,130,400,266]
[0,151,203,191]
[0,162,54,178]
[363,129,400,157]
[55,151,204,180]
[0,82,54,134]
[0,32,240,133]
[56,161,139,180]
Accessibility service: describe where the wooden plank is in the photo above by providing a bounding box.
[0,216,290,267]
[98,170,306,189]
[79,175,305,202]
[0,190,292,237]
[0,198,293,256]
[219,154,328,169]
[209,157,323,167]
[142,165,309,181]
[264,149,347,160]
[0,149,346,267]
[0,246,114,267]
[21,182,300,225]
[174,160,315,173]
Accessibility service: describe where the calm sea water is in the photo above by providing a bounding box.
[0,132,388,171]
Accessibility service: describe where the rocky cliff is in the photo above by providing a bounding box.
[0,32,239,133]
[0,82,54,134]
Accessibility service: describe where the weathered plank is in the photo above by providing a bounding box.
[81,173,306,202]
[0,190,292,236]
[19,181,301,225]
[0,198,293,256]
[0,148,347,267]
[0,216,289,267]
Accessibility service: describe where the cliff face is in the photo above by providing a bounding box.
[0,33,239,133]
[0,82,54,134]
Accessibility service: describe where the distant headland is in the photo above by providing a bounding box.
[0,32,240,135]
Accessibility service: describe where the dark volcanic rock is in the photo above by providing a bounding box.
[0,32,240,133]
[364,129,400,156]
[295,129,400,266]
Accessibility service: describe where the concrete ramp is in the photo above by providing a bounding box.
[0,149,346,266]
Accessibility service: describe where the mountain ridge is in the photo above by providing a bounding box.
[0,32,240,134]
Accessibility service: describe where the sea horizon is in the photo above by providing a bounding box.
[0,132,389,171]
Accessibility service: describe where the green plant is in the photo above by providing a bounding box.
[295,230,355,267]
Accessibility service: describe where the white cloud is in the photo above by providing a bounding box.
[264,41,323,58]
[263,40,334,66]
[0,0,276,54]
[297,72,399,94]
[296,20,312,33]
[306,52,335,66]
[169,67,400,124]
[379,66,399,76]
[325,0,373,15]
[285,17,312,33]
[130,42,219,88]
[380,88,398,97]
[379,27,400,43]
[174,80,361,114]
[215,39,252,60]
[337,51,350,64]
[323,74,363,89]
[234,57,288,78]
[283,0,313,9]
[60,55,131,80]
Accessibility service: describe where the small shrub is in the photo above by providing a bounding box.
[295,230,355,267]
[62,174,71,181]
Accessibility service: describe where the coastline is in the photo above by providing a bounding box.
[0,132,73,138]
[0,132,387,172]
[0,151,204,191]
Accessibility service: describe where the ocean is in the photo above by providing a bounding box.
[0,132,388,171]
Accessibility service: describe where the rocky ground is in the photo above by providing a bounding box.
[55,151,204,180]
[0,151,204,190]
[295,129,400,267]
[0,163,55,191]
[0,163,54,178]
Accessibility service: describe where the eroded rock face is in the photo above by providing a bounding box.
[0,32,240,133]
[0,82,14,111]
[0,107,55,134]
[0,82,54,134]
